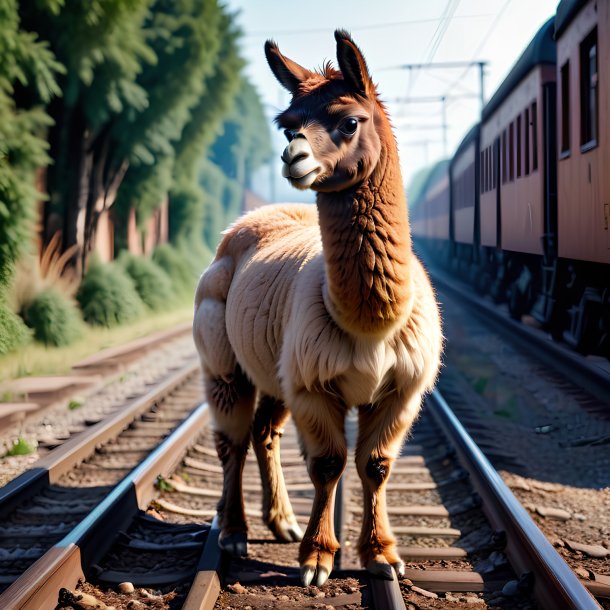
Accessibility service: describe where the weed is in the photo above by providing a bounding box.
[3,437,35,457]
[67,399,83,410]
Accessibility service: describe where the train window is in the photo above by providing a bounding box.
[561,61,570,155]
[508,123,515,182]
[502,130,507,184]
[524,108,530,174]
[531,102,538,171]
[516,115,522,178]
[480,151,484,193]
[580,27,598,150]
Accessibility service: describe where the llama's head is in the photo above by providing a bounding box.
[265,30,387,193]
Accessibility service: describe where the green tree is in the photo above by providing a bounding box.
[168,8,243,244]
[19,0,155,272]
[113,0,227,248]
[0,0,63,353]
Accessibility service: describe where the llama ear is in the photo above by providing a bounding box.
[335,30,374,96]
[265,40,312,95]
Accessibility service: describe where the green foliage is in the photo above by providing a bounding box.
[77,259,144,327]
[211,78,272,188]
[0,301,31,355]
[0,0,62,292]
[21,288,82,346]
[118,253,174,311]
[67,399,82,410]
[3,437,35,457]
[152,244,196,300]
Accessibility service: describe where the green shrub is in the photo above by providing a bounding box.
[152,244,196,300]
[21,288,83,347]
[0,302,31,355]
[77,261,144,327]
[118,253,174,311]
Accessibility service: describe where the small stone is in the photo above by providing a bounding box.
[445,593,460,602]
[325,606,334,610]
[227,582,247,594]
[412,585,438,599]
[244,606,252,610]
[465,596,485,604]
[127,602,144,609]
[550,537,565,547]
[277,595,289,601]
[118,582,134,594]
[502,580,519,596]
[403,578,414,587]
[565,540,610,558]
[574,567,591,579]
[574,513,587,522]
[535,506,572,520]
[315,591,326,598]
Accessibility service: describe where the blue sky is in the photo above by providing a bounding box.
[227,0,559,202]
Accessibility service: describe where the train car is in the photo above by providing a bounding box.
[411,6,609,356]
[409,160,450,258]
[449,124,480,279]
[544,0,610,352]
[479,18,557,306]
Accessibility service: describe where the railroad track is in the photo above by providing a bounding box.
[2,375,607,609]
[427,265,610,409]
[0,359,203,605]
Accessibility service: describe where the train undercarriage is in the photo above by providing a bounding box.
[419,238,610,359]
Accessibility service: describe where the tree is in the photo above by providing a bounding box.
[0,0,63,353]
[114,0,233,249]
[19,0,155,272]
[167,8,243,244]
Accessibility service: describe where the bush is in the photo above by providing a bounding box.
[77,261,144,327]
[21,289,83,347]
[0,302,31,355]
[118,253,174,311]
[152,244,196,300]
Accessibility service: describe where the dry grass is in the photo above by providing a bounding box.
[0,305,193,383]
[10,232,80,313]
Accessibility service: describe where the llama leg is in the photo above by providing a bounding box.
[252,394,303,542]
[204,366,255,557]
[355,395,421,579]
[292,392,347,586]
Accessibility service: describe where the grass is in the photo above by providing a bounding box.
[3,437,36,457]
[0,305,193,383]
[67,399,83,411]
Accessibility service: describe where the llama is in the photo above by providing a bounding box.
[193,30,442,587]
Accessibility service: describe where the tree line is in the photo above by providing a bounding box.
[1,0,271,352]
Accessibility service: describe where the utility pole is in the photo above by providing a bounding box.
[384,60,488,115]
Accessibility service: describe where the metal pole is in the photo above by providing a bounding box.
[479,62,486,114]
[441,96,447,157]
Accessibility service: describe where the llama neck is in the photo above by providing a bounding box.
[316,138,413,337]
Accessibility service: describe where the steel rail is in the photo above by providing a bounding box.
[0,360,200,518]
[0,402,209,610]
[427,390,601,610]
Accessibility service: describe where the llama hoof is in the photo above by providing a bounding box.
[392,560,405,578]
[300,565,316,587]
[274,518,303,542]
[300,565,329,587]
[218,532,247,557]
[366,559,394,580]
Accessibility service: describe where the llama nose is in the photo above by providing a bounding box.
[281,137,310,165]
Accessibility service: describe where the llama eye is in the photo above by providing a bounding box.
[339,117,358,136]
[284,129,295,142]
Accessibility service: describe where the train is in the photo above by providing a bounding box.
[410,0,609,358]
